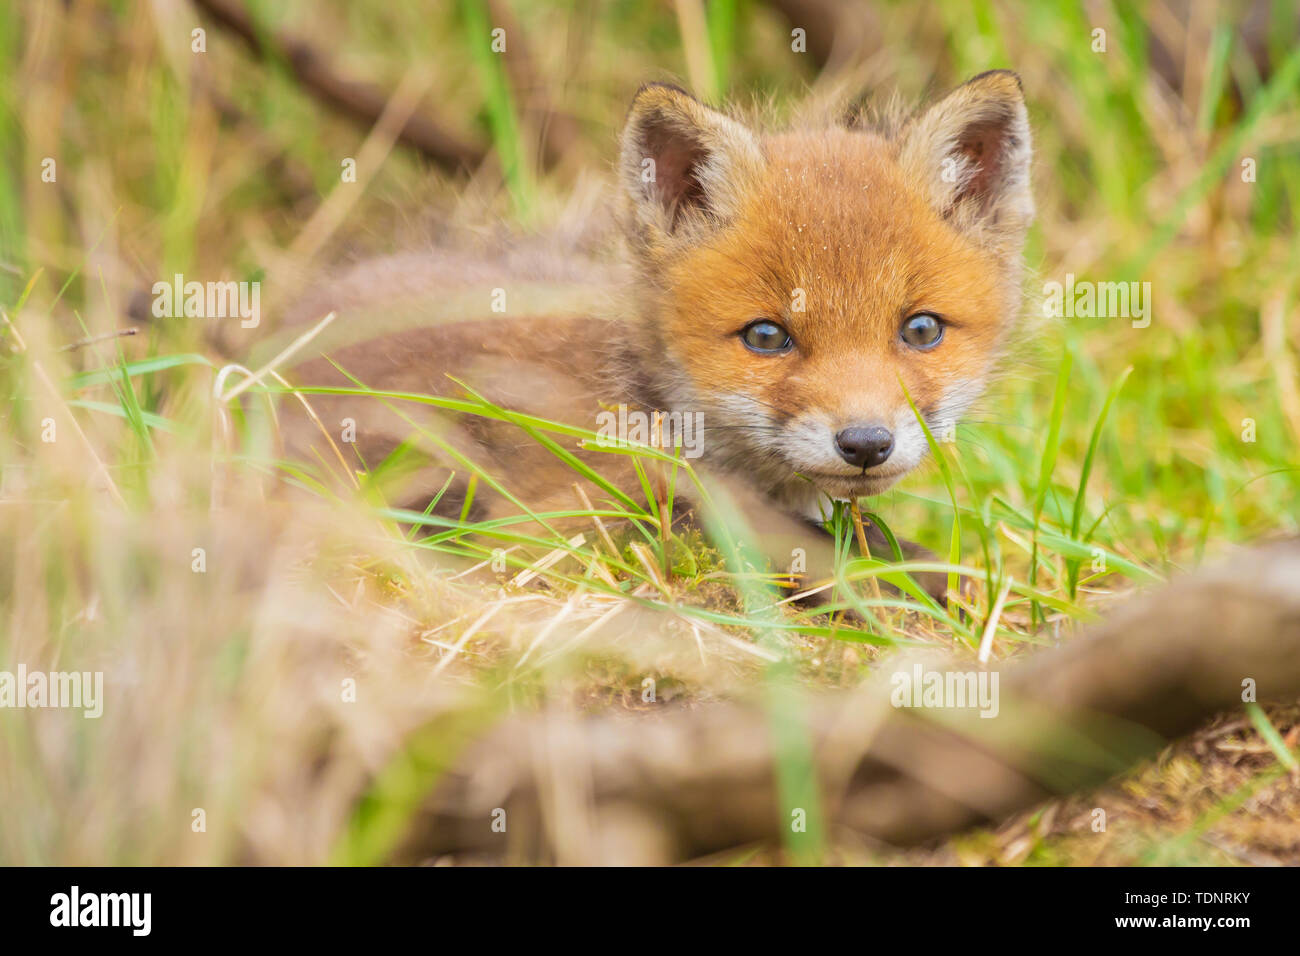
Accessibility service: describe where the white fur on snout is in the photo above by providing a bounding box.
[696,378,986,501]
[891,377,985,472]
[783,409,927,481]
[780,415,850,473]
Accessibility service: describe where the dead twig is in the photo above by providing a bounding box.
[59,328,137,352]
[192,0,485,172]
[396,538,1300,864]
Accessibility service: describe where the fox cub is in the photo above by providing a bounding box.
[283,71,1033,601]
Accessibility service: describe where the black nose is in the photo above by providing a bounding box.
[835,425,894,469]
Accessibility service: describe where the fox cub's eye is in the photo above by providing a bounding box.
[900,313,944,350]
[740,320,793,354]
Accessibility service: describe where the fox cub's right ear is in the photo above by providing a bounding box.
[619,83,763,252]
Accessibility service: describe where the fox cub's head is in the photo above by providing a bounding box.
[618,73,1032,505]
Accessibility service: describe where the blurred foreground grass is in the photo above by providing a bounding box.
[0,0,1298,864]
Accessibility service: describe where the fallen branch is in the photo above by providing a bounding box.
[397,538,1300,863]
[486,0,583,171]
[192,0,485,172]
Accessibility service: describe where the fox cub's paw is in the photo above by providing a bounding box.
[781,542,955,618]
[859,526,958,610]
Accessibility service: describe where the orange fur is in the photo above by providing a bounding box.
[280,73,1034,591]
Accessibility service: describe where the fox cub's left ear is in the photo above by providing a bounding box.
[898,70,1033,250]
[619,83,763,253]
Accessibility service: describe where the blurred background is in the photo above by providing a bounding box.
[1,0,1298,865]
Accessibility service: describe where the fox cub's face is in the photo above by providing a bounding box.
[619,73,1033,504]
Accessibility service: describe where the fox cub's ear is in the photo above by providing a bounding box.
[619,83,763,250]
[898,70,1033,249]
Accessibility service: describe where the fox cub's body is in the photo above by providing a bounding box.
[285,73,1033,592]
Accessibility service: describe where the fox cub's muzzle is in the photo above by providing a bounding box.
[834,425,895,469]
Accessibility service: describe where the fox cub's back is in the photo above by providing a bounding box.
[282,73,1033,530]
